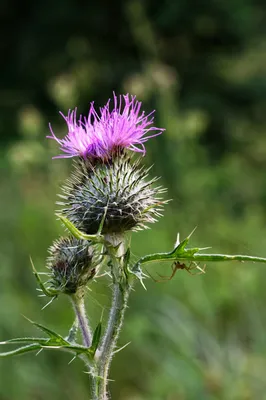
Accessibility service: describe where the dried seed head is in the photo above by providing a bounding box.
[58,153,167,235]
[47,237,99,295]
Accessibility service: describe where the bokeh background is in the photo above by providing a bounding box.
[1,0,266,399]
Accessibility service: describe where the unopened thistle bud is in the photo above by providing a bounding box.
[48,93,167,234]
[47,237,99,295]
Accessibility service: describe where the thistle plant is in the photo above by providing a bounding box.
[2,93,266,399]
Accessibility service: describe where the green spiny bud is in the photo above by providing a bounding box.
[58,153,167,234]
[47,237,99,295]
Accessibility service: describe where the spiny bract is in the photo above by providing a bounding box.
[58,153,166,234]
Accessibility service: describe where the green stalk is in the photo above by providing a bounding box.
[138,252,266,265]
[66,317,79,342]
[96,283,130,399]
[71,293,92,348]
[90,233,131,399]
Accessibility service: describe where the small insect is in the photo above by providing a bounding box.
[146,261,206,283]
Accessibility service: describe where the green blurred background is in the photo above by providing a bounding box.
[1,0,266,399]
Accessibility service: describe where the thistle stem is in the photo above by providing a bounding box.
[66,317,79,342]
[71,294,92,348]
[89,233,131,399]
[94,282,130,399]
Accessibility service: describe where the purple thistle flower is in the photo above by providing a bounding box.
[48,93,164,159]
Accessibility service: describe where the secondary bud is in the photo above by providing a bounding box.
[47,237,98,295]
[58,153,166,235]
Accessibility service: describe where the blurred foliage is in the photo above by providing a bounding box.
[1,0,266,399]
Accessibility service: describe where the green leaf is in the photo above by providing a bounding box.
[57,214,104,243]
[124,248,131,268]
[0,318,94,361]
[0,344,41,357]
[90,322,102,356]
[0,338,49,345]
[30,257,58,298]
[0,343,93,359]
[46,344,92,356]
[96,201,108,235]
[131,229,266,284]
[0,339,93,360]
[24,317,69,345]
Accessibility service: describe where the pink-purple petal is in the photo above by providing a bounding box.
[48,93,164,159]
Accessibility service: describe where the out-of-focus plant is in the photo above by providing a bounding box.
[2,93,266,400]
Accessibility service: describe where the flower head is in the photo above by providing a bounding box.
[48,93,164,159]
[60,154,167,234]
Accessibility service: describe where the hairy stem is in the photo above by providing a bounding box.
[90,233,131,399]
[91,282,130,399]
[66,317,79,342]
[71,294,92,348]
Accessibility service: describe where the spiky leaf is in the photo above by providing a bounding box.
[90,322,102,356]
[131,230,266,283]
[0,344,41,357]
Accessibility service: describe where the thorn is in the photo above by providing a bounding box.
[140,278,147,291]
[175,233,180,248]
[113,342,131,354]
[141,271,149,279]
[29,256,37,273]
[35,348,43,356]
[187,226,197,239]
[22,314,33,323]
[41,296,56,310]
[68,355,77,365]
[35,272,49,276]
